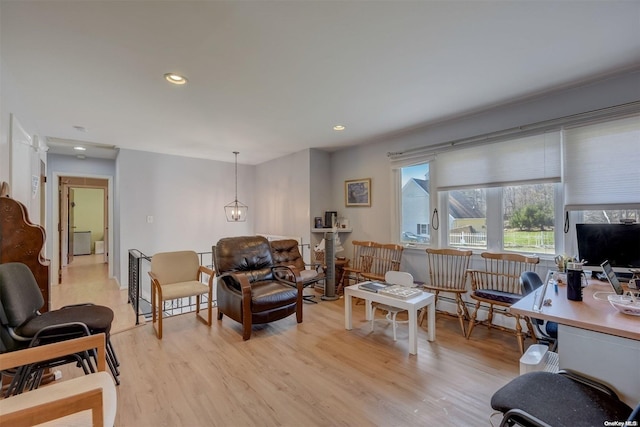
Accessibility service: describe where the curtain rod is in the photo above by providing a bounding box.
[388,101,640,159]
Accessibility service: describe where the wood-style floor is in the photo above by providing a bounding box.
[55,260,523,427]
[51,254,140,333]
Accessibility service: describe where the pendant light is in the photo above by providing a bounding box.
[224,151,248,222]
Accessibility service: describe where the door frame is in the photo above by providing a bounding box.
[52,172,114,284]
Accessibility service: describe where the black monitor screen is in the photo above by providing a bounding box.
[576,223,640,268]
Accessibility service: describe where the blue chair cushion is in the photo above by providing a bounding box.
[474,289,522,305]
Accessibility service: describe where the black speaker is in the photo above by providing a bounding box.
[324,211,337,228]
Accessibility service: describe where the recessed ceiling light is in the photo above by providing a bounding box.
[164,73,188,85]
[74,146,86,151]
[333,125,345,131]
[72,125,87,132]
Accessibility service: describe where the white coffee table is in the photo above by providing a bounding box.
[344,282,435,355]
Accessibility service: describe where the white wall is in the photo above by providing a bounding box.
[117,149,254,286]
[0,94,47,222]
[254,149,310,242]
[72,187,105,252]
[307,149,335,253]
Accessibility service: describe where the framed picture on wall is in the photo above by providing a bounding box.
[345,178,371,207]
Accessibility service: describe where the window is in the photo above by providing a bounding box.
[437,131,561,254]
[448,189,486,249]
[563,115,640,210]
[503,183,555,254]
[400,163,430,244]
[392,109,638,256]
[579,209,639,224]
[445,184,557,254]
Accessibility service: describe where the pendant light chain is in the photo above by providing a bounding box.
[233,151,239,202]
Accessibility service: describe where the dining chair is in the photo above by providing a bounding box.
[420,248,472,336]
[370,271,415,341]
[466,252,540,354]
[360,243,404,282]
[340,241,376,289]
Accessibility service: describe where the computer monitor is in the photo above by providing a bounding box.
[576,223,640,271]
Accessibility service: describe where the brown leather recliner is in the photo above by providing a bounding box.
[270,239,324,303]
[213,236,303,340]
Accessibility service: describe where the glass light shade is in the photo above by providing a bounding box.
[224,200,248,222]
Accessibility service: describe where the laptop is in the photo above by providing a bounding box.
[532,271,552,312]
[601,260,624,295]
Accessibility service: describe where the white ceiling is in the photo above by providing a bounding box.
[2,1,639,165]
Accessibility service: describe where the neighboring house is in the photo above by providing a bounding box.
[449,191,486,232]
[401,178,487,238]
[401,178,430,238]
[448,192,487,246]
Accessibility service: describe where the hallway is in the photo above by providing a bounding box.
[50,254,142,334]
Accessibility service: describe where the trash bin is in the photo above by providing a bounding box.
[519,344,548,375]
[95,241,105,254]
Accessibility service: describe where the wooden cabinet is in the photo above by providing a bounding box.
[0,192,50,312]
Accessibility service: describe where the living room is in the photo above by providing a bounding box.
[1,1,639,425]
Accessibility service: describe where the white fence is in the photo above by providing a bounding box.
[449,231,554,252]
[449,231,486,247]
[504,231,554,250]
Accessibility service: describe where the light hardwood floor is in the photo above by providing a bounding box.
[55,263,523,427]
[51,254,140,333]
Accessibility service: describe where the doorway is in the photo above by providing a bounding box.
[52,174,136,332]
[56,176,110,285]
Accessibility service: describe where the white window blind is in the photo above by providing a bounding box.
[388,149,435,169]
[563,114,640,210]
[435,131,561,191]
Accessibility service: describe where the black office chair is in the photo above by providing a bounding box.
[491,370,639,427]
[1,321,96,395]
[0,262,120,394]
[520,271,558,351]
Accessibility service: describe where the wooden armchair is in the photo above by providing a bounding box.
[0,334,116,427]
[466,252,540,353]
[148,250,214,339]
[360,243,404,282]
[420,248,472,336]
[339,240,376,292]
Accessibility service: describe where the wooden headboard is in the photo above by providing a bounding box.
[0,182,50,312]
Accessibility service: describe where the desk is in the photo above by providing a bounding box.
[344,283,435,355]
[510,280,640,406]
